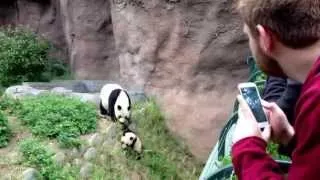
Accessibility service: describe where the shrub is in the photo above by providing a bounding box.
[0,111,11,148]
[48,58,72,80]
[0,27,70,87]
[17,94,97,148]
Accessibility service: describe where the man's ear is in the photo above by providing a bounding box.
[256,24,273,54]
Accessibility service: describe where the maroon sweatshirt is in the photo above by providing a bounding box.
[232,56,320,180]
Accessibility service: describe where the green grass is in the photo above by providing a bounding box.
[1,94,97,148]
[19,138,77,179]
[0,95,21,114]
[2,96,200,179]
[0,110,11,148]
[91,98,201,180]
[133,99,199,179]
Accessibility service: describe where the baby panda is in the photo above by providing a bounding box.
[99,83,131,125]
[120,128,142,154]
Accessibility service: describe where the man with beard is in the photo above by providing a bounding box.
[231,0,320,179]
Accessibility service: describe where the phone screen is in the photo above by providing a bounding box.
[240,87,268,123]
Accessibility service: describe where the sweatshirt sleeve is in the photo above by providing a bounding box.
[286,85,320,179]
[232,137,285,180]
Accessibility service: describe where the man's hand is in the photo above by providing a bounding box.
[262,100,295,145]
[233,95,271,144]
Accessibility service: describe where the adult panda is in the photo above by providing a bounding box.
[99,83,131,124]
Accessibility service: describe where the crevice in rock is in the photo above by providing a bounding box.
[127,0,144,8]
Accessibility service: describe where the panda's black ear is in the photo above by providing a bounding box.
[109,89,121,121]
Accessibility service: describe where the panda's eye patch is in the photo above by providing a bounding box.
[117,105,122,110]
[128,106,131,111]
[130,137,133,140]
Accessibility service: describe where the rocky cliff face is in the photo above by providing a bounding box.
[0,0,249,161]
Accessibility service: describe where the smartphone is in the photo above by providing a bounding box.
[238,82,268,130]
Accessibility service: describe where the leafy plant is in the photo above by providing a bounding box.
[47,58,73,81]
[0,26,70,87]
[0,110,11,148]
[19,138,77,179]
[16,94,97,148]
[267,143,290,161]
[0,95,22,114]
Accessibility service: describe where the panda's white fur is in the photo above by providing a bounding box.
[121,131,142,154]
[99,83,131,124]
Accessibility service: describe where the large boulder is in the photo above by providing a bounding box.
[22,168,41,180]
[4,85,46,99]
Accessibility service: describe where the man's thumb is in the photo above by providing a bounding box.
[261,100,276,110]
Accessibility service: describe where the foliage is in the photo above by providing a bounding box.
[0,95,22,114]
[131,98,201,179]
[131,99,180,179]
[19,138,77,179]
[0,87,4,96]
[90,98,201,180]
[0,110,11,148]
[47,58,73,81]
[100,98,200,179]
[221,155,232,166]
[16,94,97,148]
[267,143,290,161]
[0,26,70,87]
[2,96,200,179]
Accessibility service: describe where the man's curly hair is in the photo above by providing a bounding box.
[237,0,320,49]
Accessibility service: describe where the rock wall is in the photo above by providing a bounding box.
[111,0,249,161]
[59,0,119,80]
[0,0,250,161]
